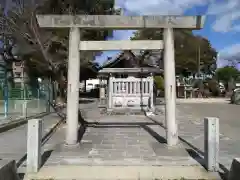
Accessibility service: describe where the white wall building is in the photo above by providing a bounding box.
[12,61,28,86]
[85,79,100,92]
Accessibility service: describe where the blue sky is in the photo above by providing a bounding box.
[95,0,240,68]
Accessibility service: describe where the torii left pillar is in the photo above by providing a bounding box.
[66,27,80,146]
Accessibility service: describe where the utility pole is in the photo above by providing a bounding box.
[197,45,201,78]
[2,9,9,119]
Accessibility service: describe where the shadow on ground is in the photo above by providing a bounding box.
[32,108,229,180]
[79,89,99,99]
[79,99,95,104]
[147,115,228,180]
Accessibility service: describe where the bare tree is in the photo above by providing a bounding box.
[0,0,116,97]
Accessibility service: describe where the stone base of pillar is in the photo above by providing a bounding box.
[98,98,107,108]
[106,108,113,115]
[165,142,182,149]
[150,107,156,114]
[64,142,80,148]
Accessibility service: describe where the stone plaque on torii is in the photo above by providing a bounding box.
[36,14,205,147]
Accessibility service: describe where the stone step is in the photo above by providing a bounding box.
[24,165,221,180]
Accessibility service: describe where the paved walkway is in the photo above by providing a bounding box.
[41,101,240,171]
[176,98,230,104]
[38,101,201,168]
[2,98,234,178]
[42,117,202,167]
[0,113,61,167]
[155,103,240,169]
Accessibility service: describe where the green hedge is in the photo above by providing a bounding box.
[154,76,164,91]
[0,88,34,100]
[206,79,221,97]
[0,89,3,99]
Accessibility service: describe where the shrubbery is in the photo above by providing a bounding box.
[154,76,164,91]
[0,89,3,100]
[206,79,221,97]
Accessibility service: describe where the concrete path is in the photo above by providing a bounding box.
[26,100,221,180]
[0,113,61,167]
[156,97,230,104]
[155,103,240,170]
[176,97,230,104]
[39,100,240,171]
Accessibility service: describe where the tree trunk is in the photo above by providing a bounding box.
[54,70,67,101]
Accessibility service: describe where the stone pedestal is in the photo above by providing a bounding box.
[99,81,106,108]
[27,119,42,173]
[204,117,219,171]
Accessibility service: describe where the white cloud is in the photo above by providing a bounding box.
[123,0,206,15]
[111,30,135,40]
[207,0,240,33]
[217,44,240,67]
[116,0,240,33]
[211,11,240,32]
[105,0,240,66]
[207,0,239,15]
[113,0,208,42]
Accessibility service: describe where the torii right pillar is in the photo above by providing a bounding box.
[163,16,205,146]
[164,27,178,146]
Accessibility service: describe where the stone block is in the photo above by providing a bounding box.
[79,40,163,50]
[112,97,149,108]
[27,119,42,173]
[36,15,205,29]
[204,117,219,171]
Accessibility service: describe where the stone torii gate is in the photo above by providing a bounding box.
[36,15,205,147]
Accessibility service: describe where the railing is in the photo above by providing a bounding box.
[108,76,154,111]
[112,79,151,95]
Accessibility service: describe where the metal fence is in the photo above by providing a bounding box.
[0,86,52,124]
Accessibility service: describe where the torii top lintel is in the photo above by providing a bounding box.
[36,15,205,30]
